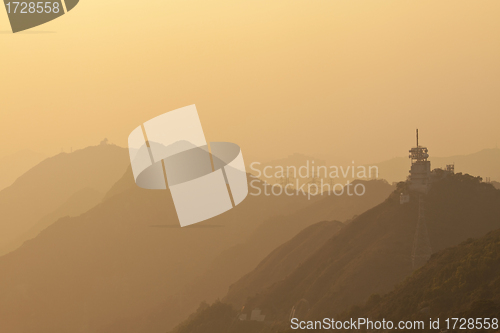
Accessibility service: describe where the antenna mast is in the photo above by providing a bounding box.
[416,129,419,147]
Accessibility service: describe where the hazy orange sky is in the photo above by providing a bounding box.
[1,0,499,164]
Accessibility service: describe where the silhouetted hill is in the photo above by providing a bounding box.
[0,169,314,333]
[0,150,46,191]
[100,180,393,333]
[168,220,343,333]
[225,220,344,308]
[3,187,103,254]
[177,180,394,309]
[170,173,500,332]
[216,180,393,308]
[249,174,500,324]
[339,228,500,331]
[0,144,129,255]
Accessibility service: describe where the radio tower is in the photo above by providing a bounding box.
[409,129,433,269]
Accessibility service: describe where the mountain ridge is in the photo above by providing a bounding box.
[168,173,500,332]
[0,150,46,191]
[0,144,130,255]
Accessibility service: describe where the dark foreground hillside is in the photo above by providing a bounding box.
[194,179,394,310]
[334,230,500,332]
[224,220,344,309]
[0,170,314,333]
[114,180,394,333]
[170,173,500,333]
